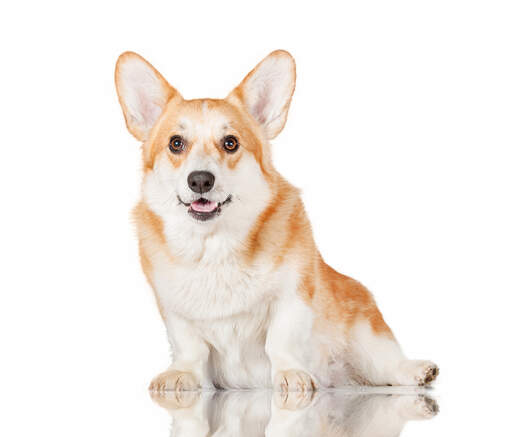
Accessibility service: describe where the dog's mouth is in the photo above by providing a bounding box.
[178,195,232,221]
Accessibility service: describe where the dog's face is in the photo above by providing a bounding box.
[115,51,295,230]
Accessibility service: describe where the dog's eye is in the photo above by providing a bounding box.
[169,135,185,153]
[222,135,239,153]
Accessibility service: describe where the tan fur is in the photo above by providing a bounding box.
[238,171,393,336]
[133,201,169,320]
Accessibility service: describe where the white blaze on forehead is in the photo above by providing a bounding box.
[177,111,231,144]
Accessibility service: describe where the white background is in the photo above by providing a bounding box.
[1,0,511,435]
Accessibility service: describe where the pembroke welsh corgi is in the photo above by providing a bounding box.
[115,50,438,391]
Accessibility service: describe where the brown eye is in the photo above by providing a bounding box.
[222,135,239,153]
[169,135,185,153]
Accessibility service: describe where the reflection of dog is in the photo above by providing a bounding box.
[151,390,439,436]
[115,50,439,391]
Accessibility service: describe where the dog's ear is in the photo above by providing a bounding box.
[228,50,296,139]
[115,52,181,141]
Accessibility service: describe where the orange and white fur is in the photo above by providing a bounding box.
[115,50,439,391]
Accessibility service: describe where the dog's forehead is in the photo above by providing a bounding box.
[176,100,230,138]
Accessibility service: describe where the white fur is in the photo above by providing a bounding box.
[265,289,327,386]
[348,322,438,386]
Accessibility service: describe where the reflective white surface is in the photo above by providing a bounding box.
[4,379,510,436]
[151,388,439,437]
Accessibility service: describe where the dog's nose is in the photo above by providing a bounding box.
[187,171,215,194]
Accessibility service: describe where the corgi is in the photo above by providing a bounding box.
[115,50,439,391]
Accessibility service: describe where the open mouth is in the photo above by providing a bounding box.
[178,195,232,221]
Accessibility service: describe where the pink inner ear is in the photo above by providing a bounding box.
[253,96,269,124]
[252,82,272,124]
[135,88,162,127]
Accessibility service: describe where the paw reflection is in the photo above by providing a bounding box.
[151,389,438,436]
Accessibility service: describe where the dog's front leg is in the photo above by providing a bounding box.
[266,295,319,392]
[149,313,211,392]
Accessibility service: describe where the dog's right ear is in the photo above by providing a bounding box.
[115,52,181,141]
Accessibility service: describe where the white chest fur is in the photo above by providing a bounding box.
[148,231,289,388]
[195,305,273,388]
[151,234,280,320]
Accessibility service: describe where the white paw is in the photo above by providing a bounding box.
[148,370,199,392]
[398,360,439,386]
[274,369,316,393]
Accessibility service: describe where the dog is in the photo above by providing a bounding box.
[115,50,439,391]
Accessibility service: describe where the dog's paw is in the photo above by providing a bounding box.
[274,369,316,393]
[398,360,439,386]
[414,361,439,386]
[148,370,199,392]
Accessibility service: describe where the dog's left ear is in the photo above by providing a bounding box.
[228,50,296,139]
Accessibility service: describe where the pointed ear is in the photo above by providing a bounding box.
[228,50,296,139]
[115,52,181,141]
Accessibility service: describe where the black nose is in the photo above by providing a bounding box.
[187,171,215,194]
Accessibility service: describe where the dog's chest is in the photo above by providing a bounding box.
[149,233,288,387]
[151,235,278,320]
[194,304,272,388]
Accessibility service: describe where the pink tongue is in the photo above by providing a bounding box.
[191,200,217,213]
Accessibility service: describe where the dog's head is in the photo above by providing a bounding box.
[115,50,295,231]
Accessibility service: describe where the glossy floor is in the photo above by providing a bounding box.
[150,388,439,436]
